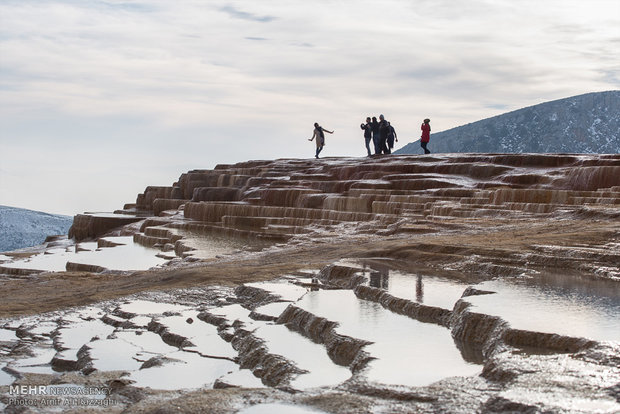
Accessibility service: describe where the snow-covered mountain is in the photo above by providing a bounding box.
[0,205,73,252]
[396,91,620,154]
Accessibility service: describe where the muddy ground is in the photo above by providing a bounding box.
[2,217,617,318]
[1,215,619,413]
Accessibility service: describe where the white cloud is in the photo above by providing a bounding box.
[0,0,619,214]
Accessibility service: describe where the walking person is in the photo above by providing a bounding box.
[386,121,398,154]
[378,114,390,155]
[309,122,333,159]
[420,118,431,154]
[371,116,380,155]
[360,117,372,156]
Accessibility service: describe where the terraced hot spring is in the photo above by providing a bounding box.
[248,279,482,387]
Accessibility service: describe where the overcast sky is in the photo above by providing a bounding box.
[1,0,619,216]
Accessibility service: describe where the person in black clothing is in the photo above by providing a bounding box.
[360,117,372,156]
[378,114,390,154]
[371,116,380,155]
[386,121,398,154]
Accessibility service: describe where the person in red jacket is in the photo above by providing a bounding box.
[420,118,431,154]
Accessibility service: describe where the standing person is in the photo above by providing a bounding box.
[386,121,398,154]
[420,118,431,154]
[378,114,390,155]
[360,117,372,156]
[308,122,333,159]
[371,116,380,155]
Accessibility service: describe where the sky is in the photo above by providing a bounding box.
[1,0,619,216]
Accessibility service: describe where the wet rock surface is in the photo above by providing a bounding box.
[1,154,619,412]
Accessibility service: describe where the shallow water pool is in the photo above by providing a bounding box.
[296,290,481,386]
[467,273,620,341]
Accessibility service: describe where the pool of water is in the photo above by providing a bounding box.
[118,300,189,315]
[2,237,167,273]
[87,338,146,372]
[155,310,236,358]
[209,304,253,324]
[254,302,291,318]
[207,301,351,389]
[125,350,237,390]
[0,329,17,342]
[361,268,470,310]
[467,273,620,341]
[253,323,352,389]
[174,230,271,260]
[245,281,308,302]
[9,346,57,375]
[55,319,115,360]
[296,290,481,387]
[0,365,15,386]
[26,321,58,336]
[217,369,265,388]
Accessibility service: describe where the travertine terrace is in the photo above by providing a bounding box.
[1,153,619,413]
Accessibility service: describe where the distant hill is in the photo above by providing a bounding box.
[0,205,73,252]
[396,91,620,154]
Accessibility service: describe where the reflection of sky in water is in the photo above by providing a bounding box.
[125,350,237,390]
[0,366,15,386]
[175,230,270,259]
[254,302,291,318]
[245,281,308,302]
[363,268,469,310]
[118,299,189,315]
[296,290,480,387]
[156,310,236,358]
[9,346,57,375]
[113,330,177,355]
[3,237,166,272]
[217,369,264,388]
[254,323,351,389]
[88,338,145,372]
[0,328,17,342]
[467,274,620,341]
[55,319,115,359]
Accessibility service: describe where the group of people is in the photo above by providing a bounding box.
[360,114,398,156]
[309,117,431,158]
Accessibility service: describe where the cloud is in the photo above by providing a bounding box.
[219,4,276,23]
[1,0,619,214]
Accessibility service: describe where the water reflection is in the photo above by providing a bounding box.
[2,237,166,272]
[361,263,469,310]
[368,263,389,290]
[467,273,620,341]
[296,290,481,386]
[416,275,424,304]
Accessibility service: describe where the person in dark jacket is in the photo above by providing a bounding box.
[378,114,390,154]
[420,118,431,154]
[360,117,372,156]
[386,121,398,154]
[371,116,380,155]
[309,122,333,159]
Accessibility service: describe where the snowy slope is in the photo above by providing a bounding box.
[0,205,73,252]
[396,91,620,154]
